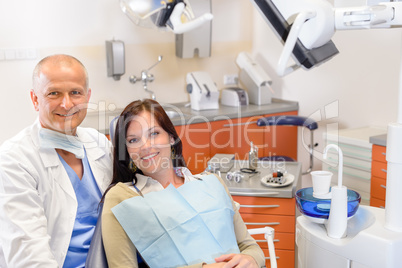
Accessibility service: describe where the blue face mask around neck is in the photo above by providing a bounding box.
[39,128,85,159]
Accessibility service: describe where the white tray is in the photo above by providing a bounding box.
[260,173,295,188]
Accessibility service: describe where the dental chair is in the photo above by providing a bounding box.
[257,115,318,175]
[108,115,119,142]
[85,203,107,268]
[86,220,277,268]
[248,227,277,268]
[87,117,278,268]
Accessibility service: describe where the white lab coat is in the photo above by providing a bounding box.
[0,120,113,268]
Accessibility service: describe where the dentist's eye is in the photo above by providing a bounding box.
[48,92,58,97]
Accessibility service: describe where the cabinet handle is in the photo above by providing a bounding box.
[381,184,386,189]
[381,169,387,173]
[240,205,280,208]
[382,152,386,156]
[222,121,258,127]
[380,206,385,209]
[230,191,280,196]
[245,222,280,226]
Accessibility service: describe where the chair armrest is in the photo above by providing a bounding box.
[257,115,318,130]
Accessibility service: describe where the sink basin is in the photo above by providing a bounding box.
[161,104,190,121]
[165,110,182,119]
[296,187,361,222]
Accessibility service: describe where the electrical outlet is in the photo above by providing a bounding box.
[26,48,38,59]
[223,74,238,85]
[0,48,38,61]
[5,49,16,60]
[16,49,27,60]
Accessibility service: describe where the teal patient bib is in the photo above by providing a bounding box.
[111,174,240,268]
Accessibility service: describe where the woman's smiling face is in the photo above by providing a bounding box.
[126,111,174,176]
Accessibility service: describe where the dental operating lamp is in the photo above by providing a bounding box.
[119,0,213,34]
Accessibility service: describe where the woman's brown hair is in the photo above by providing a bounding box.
[110,99,186,187]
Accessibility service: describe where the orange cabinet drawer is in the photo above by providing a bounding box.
[263,249,294,268]
[372,145,387,163]
[233,196,295,216]
[241,213,295,233]
[371,161,387,179]
[370,197,386,208]
[252,232,294,250]
[371,176,386,201]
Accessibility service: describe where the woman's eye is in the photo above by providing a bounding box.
[128,138,139,144]
[150,131,159,137]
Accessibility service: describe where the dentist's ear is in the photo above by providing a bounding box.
[86,88,92,101]
[30,89,40,111]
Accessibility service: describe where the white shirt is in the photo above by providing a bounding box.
[125,167,201,195]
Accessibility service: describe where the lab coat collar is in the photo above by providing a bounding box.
[33,119,110,199]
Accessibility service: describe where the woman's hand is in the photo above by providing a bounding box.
[203,253,258,268]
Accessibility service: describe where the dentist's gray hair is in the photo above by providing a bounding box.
[32,54,89,91]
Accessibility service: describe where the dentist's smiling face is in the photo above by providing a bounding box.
[126,111,174,177]
[30,59,91,135]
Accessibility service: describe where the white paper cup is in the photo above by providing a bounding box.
[311,171,332,197]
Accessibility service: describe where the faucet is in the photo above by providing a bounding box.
[129,55,163,100]
[323,144,348,239]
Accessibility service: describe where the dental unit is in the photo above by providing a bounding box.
[251,0,402,267]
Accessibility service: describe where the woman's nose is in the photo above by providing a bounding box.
[140,136,152,149]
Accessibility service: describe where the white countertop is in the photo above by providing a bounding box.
[222,160,302,198]
[81,98,299,135]
[326,127,387,149]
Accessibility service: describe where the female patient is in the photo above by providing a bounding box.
[101,99,265,268]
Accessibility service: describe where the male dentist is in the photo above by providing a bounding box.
[0,54,113,267]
